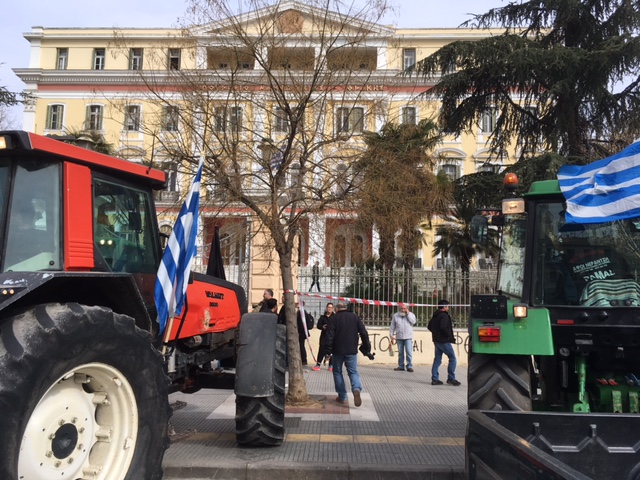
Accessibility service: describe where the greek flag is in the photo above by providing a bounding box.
[154,158,204,334]
[558,140,640,223]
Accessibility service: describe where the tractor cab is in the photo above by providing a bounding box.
[0,131,166,309]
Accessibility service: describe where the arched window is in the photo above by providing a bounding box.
[329,223,368,267]
[439,163,459,180]
[350,234,364,265]
[85,105,104,130]
[481,108,497,134]
[333,235,346,267]
[401,106,416,125]
[437,149,465,181]
[46,104,64,130]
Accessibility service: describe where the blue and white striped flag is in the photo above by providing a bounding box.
[558,140,640,223]
[154,158,204,334]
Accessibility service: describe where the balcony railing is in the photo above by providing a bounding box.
[155,190,180,202]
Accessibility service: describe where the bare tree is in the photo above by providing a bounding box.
[109,0,394,404]
[0,104,17,130]
[0,71,26,129]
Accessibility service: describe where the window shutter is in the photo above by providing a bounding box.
[46,106,53,129]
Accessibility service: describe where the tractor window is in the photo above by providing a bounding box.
[3,162,61,272]
[533,202,640,306]
[93,179,159,276]
[0,165,9,231]
[497,213,526,299]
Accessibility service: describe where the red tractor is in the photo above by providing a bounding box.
[0,131,285,480]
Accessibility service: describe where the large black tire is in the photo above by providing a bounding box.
[468,351,532,411]
[0,303,171,480]
[235,324,286,446]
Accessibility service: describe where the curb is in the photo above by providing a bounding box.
[164,462,465,479]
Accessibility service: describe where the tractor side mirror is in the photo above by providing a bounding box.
[471,215,488,244]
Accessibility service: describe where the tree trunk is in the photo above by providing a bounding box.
[402,262,413,303]
[279,249,312,404]
[378,230,396,271]
[378,230,396,303]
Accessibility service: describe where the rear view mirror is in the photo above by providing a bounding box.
[129,211,142,232]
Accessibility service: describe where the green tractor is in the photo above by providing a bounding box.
[467,174,640,478]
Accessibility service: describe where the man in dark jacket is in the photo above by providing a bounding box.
[313,303,334,371]
[428,299,460,386]
[257,289,275,312]
[326,302,371,407]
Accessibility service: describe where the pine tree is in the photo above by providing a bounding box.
[415,0,640,161]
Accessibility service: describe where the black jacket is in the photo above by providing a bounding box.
[277,306,287,326]
[428,309,455,344]
[258,301,272,312]
[316,313,333,347]
[326,310,370,355]
[296,310,314,339]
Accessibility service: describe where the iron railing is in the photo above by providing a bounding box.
[296,266,498,329]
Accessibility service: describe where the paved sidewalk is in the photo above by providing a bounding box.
[163,364,467,480]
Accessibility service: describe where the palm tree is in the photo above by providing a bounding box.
[415,0,640,161]
[356,119,453,271]
[432,173,500,297]
[65,128,116,155]
[355,119,453,303]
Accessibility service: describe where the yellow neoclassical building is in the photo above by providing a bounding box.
[14,0,507,305]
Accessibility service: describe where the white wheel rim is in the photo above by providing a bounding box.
[18,362,138,480]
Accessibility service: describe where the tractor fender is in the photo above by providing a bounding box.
[234,312,278,397]
[0,271,152,332]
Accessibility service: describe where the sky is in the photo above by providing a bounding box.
[0,0,504,127]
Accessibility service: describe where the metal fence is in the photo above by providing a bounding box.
[297,266,497,329]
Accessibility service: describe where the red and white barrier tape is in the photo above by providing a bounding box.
[284,290,469,308]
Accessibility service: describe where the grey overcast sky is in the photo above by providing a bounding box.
[0,0,504,126]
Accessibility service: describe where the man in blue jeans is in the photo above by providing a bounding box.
[326,303,371,406]
[428,299,461,386]
[389,305,416,372]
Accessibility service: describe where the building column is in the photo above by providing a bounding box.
[376,45,387,70]
[195,43,207,69]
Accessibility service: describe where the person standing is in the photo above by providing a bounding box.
[277,294,287,326]
[256,288,275,312]
[265,298,278,313]
[296,303,314,366]
[389,305,416,372]
[310,261,321,292]
[313,303,334,371]
[428,299,461,386]
[326,302,371,407]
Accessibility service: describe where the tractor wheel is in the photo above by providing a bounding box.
[0,303,171,480]
[468,351,532,411]
[235,324,286,446]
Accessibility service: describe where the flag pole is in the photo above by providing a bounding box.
[155,157,204,355]
[161,283,178,355]
[161,318,175,355]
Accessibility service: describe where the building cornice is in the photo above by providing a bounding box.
[13,68,438,89]
[23,28,182,42]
